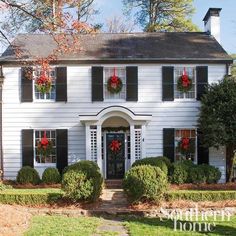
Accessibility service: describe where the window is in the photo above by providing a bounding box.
[33,68,56,100]
[174,67,196,99]
[34,130,56,164]
[175,129,196,162]
[104,67,126,100]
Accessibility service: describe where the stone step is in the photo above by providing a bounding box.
[105,179,123,189]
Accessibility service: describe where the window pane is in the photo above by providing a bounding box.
[34,68,56,101]
[34,130,57,164]
[175,129,196,162]
[174,67,195,99]
[104,67,126,100]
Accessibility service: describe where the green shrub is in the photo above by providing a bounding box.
[17,166,40,185]
[157,156,172,170]
[166,190,236,202]
[132,157,168,175]
[62,160,103,202]
[189,166,207,184]
[170,163,188,184]
[123,165,168,203]
[201,164,222,184]
[0,189,62,205]
[42,168,61,184]
[0,183,13,191]
[62,170,94,201]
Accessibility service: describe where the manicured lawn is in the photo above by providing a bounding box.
[24,215,101,236]
[124,216,236,236]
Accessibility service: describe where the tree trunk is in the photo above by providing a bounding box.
[226,145,236,182]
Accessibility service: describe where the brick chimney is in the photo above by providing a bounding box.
[203,8,222,43]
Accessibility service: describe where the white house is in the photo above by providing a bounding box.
[0,8,233,182]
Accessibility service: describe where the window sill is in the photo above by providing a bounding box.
[34,163,56,168]
[33,100,56,103]
[173,99,198,102]
[104,99,126,102]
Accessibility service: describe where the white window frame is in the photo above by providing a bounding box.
[174,128,197,163]
[34,129,57,167]
[33,67,56,102]
[174,67,196,101]
[103,66,126,101]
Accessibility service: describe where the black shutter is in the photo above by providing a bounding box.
[92,66,103,101]
[21,67,33,102]
[22,130,34,167]
[163,128,175,162]
[56,129,68,173]
[197,129,209,164]
[56,67,67,102]
[162,66,174,101]
[126,66,138,101]
[196,66,208,101]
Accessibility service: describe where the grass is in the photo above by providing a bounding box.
[24,215,101,236]
[24,215,236,236]
[124,216,236,236]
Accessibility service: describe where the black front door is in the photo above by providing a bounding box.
[106,133,125,179]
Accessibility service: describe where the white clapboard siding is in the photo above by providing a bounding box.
[2,64,226,181]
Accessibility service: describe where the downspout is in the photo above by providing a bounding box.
[0,65,4,180]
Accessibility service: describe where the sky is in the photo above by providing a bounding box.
[95,0,236,54]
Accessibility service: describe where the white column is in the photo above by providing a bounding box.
[141,125,146,159]
[85,124,91,161]
[130,125,135,165]
[96,125,102,172]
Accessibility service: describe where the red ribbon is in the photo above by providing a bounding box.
[40,131,49,148]
[181,137,190,150]
[110,67,119,87]
[109,140,121,152]
[181,68,190,88]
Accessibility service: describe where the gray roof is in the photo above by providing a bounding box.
[0,32,233,64]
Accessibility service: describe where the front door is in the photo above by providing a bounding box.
[106,133,125,179]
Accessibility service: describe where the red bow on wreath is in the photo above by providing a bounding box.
[181,68,191,88]
[36,72,50,86]
[110,68,119,88]
[109,140,121,153]
[181,137,190,150]
[38,131,49,150]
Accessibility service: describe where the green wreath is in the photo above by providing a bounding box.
[107,76,123,94]
[177,137,195,157]
[177,74,192,93]
[36,140,54,157]
[35,75,52,94]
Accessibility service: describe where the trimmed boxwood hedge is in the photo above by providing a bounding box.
[0,189,63,205]
[165,190,236,202]
[62,160,104,202]
[132,157,169,175]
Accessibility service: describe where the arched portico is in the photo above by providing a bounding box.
[79,106,152,179]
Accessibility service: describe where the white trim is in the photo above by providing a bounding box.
[130,125,135,166]
[85,125,91,161]
[141,125,146,159]
[97,125,102,170]
[80,106,152,124]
